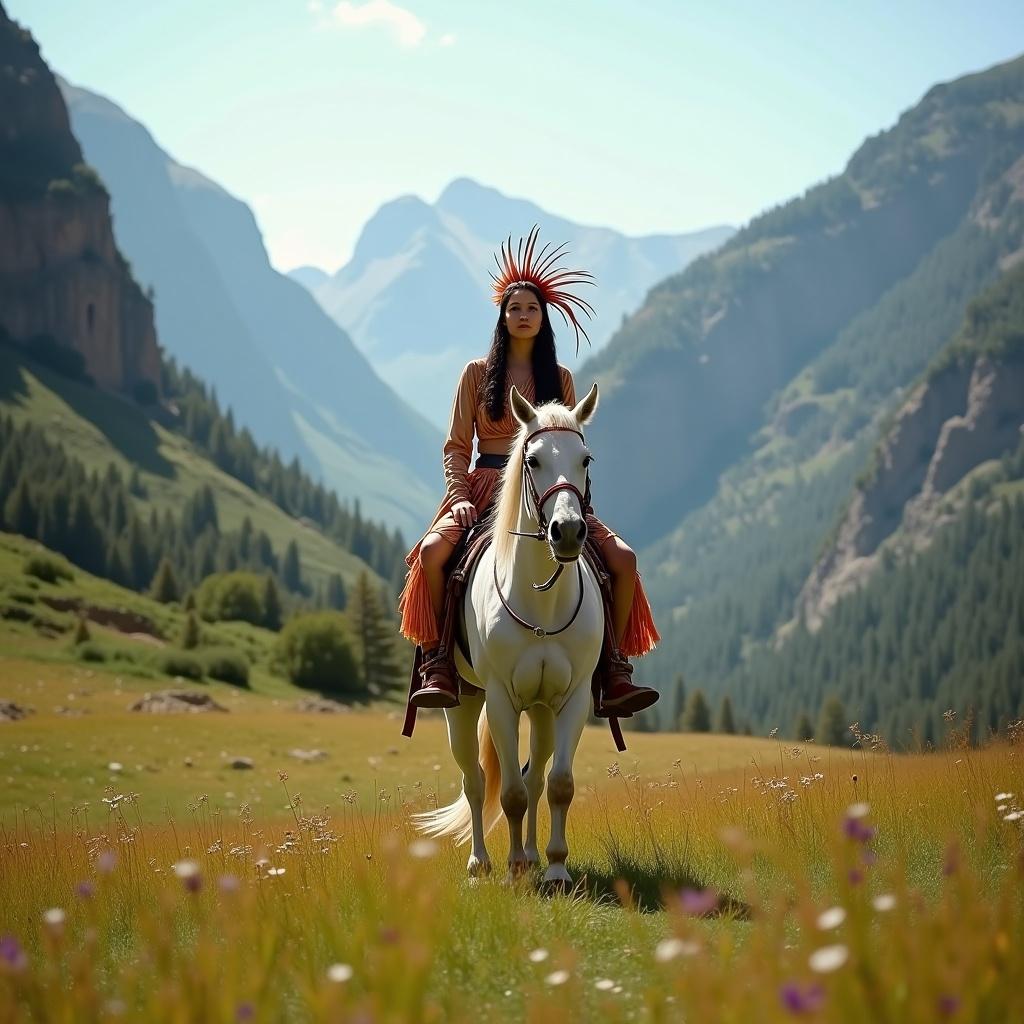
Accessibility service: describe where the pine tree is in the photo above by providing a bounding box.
[4,477,36,537]
[817,695,848,747]
[671,673,687,731]
[181,609,201,649]
[262,575,283,631]
[683,689,711,732]
[326,572,347,611]
[150,557,180,603]
[282,540,303,593]
[183,590,196,612]
[348,570,401,693]
[795,711,815,741]
[717,695,736,734]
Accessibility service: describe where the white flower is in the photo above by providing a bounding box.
[42,907,66,927]
[655,937,700,962]
[326,963,353,983]
[1004,810,1023,822]
[995,792,1014,801]
[809,944,849,973]
[872,893,896,912]
[267,867,286,876]
[595,978,615,991]
[545,969,570,986]
[846,802,870,819]
[528,948,549,963]
[408,838,439,860]
[816,906,846,930]
[173,859,200,880]
[108,762,123,772]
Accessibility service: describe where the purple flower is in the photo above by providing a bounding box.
[0,935,27,973]
[679,887,718,916]
[779,981,825,1015]
[218,874,241,893]
[378,926,400,945]
[235,1002,255,1022]
[938,993,960,1017]
[842,817,876,843]
[847,868,864,887]
[75,880,95,900]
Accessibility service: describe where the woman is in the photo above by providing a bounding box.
[398,227,660,717]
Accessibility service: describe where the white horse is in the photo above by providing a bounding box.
[413,383,604,886]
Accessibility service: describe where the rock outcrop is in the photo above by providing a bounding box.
[0,5,160,395]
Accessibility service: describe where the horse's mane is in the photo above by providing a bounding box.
[492,401,580,571]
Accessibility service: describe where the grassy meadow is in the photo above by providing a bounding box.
[1,533,1023,1021]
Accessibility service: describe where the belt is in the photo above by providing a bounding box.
[474,452,510,470]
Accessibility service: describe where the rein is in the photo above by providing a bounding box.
[494,426,591,634]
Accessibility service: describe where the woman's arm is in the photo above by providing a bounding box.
[442,361,479,506]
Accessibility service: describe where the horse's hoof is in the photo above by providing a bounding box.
[467,855,492,878]
[543,864,572,891]
[505,859,531,883]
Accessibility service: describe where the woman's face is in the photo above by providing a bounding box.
[504,287,543,341]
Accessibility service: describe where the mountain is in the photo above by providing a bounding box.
[583,56,1024,548]
[311,178,733,426]
[288,266,330,291]
[584,55,1024,737]
[0,7,159,397]
[59,81,442,539]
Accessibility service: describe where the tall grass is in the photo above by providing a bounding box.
[1,728,1022,1022]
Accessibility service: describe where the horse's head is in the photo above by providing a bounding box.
[508,382,599,564]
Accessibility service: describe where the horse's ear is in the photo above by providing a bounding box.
[509,385,538,426]
[571,383,599,426]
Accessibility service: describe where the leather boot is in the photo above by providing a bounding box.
[410,646,460,709]
[595,648,659,718]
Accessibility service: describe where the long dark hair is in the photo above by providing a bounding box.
[481,282,564,422]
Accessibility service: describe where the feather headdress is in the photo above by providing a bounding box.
[489,224,596,354]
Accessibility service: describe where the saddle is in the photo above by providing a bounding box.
[401,523,628,751]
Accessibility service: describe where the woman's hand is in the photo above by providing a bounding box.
[452,500,478,529]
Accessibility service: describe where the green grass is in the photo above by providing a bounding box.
[0,348,385,595]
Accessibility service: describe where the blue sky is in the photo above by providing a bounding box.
[10,1,1023,273]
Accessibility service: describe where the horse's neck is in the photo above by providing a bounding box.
[499,504,579,624]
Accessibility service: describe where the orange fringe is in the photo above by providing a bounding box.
[397,468,660,657]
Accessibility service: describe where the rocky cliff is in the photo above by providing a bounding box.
[0,4,159,395]
[798,262,1024,632]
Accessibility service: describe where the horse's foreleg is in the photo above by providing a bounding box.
[485,685,529,877]
[544,683,590,887]
[444,691,490,876]
[524,705,555,868]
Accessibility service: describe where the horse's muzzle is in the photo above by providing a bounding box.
[548,516,587,562]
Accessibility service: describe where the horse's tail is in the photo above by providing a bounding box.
[411,709,504,846]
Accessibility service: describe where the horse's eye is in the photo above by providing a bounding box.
[526,455,540,469]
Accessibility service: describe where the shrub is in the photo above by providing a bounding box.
[180,610,201,650]
[73,615,91,645]
[202,647,250,687]
[156,650,205,681]
[76,642,106,663]
[196,572,265,625]
[23,553,74,584]
[276,612,361,694]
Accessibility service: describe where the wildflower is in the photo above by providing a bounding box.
[409,838,439,859]
[326,963,353,983]
[995,792,1014,801]
[937,994,960,1017]
[655,937,700,962]
[607,762,621,778]
[0,934,28,973]
[595,979,616,991]
[108,762,123,772]
[546,969,570,986]
[779,981,825,1015]
[846,801,870,819]
[235,1003,255,1022]
[75,880,95,900]
[218,874,241,893]
[809,944,848,973]
[769,727,779,738]
[679,887,718,916]
[872,893,896,912]
[173,859,202,893]
[1004,811,1023,822]
[277,770,289,782]
[267,867,286,877]
[96,849,117,873]
[528,948,550,963]
[842,815,875,843]
[816,906,846,930]
[847,869,865,886]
